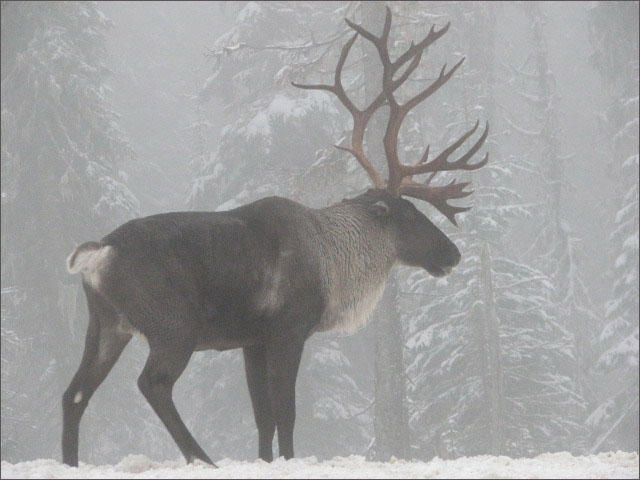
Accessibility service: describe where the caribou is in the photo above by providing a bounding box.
[62,7,488,467]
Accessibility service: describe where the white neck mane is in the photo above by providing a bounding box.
[314,202,396,333]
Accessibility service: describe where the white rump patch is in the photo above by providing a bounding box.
[73,391,83,404]
[67,246,114,290]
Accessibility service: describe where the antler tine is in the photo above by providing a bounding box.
[418,144,430,165]
[403,57,465,112]
[344,16,386,52]
[397,121,489,224]
[292,32,386,187]
[294,7,488,225]
[448,122,489,169]
[403,121,490,175]
[392,46,424,92]
[292,33,359,115]
[345,18,377,44]
[392,22,450,71]
[399,179,474,226]
[347,7,487,225]
[344,7,465,196]
[346,7,449,79]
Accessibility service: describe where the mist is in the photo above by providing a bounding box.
[1,0,638,470]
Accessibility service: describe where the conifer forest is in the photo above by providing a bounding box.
[1,1,638,466]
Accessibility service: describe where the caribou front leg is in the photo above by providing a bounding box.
[244,344,276,462]
[265,338,305,460]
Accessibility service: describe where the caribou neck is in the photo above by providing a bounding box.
[312,198,396,333]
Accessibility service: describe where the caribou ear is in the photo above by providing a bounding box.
[370,200,391,218]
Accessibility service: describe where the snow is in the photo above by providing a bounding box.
[237,2,262,23]
[615,251,628,268]
[623,232,638,251]
[245,110,271,138]
[243,92,338,139]
[624,153,639,168]
[216,196,244,211]
[1,452,637,479]
[599,327,640,368]
[586,399,614,427]
[613,117,639,142]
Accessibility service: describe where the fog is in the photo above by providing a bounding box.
[1,0,638,466]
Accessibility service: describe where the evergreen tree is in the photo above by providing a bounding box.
[99,1,227,214]
[1,1,140,462]
[190,1,352,209]
[516,2,595,451]
[404,1,587,458]
[586,0,639,454]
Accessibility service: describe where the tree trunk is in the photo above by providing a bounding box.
[479,242,503,455]
[373,274,409,460]
[359,1,409,461]
[527,1,588,410]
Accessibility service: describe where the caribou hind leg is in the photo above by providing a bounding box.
[137,339,215,466]
[62,283,132,466]
[243,344,276,462]
[95,257,215,467]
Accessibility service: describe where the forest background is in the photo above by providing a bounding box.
[1,0,638,465]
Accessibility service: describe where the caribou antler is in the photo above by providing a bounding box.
[293,6,488,225]
[292,33,386,188]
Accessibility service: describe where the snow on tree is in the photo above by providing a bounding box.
[403,1,588,459]
[586,0,639,454]
[97,1,225,214]
[503,1,591,451]
[515,3,597,410]
[189,1,352,210]
[0,1,140,462]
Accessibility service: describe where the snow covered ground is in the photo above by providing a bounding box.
[1,451,637,479]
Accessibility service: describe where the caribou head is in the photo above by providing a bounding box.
[293,6,488,277]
